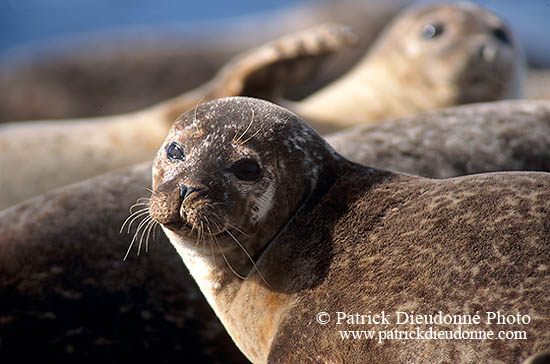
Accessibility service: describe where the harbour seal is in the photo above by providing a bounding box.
[0,23,355,210]
[0,163,249,363]
[326,99,550,178]
[526,68,550,100]
[149,97,549,363]
[292,2,525,132]
[0,0,406,123]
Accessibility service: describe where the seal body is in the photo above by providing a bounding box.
[149,97,549,364]
[294,2,525,133]
[326,100,550,178]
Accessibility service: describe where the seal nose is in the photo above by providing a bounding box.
[479,43,497,63]
[179,183,200,200]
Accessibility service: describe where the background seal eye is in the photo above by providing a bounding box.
[492,27,511,45]
[421,22,445,39]
[166,142,185,162]
[230,158,262,181]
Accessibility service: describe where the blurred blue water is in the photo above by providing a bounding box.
[0,0,304,51]
[1,0,549,66]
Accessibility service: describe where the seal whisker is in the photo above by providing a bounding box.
[225,222,250,237]
[126,212,153,259]
[240,119,263,146]
[225,229,271,287]
[135,215,152,256]
[121,209,149,234]
[233,108,255,145]
[137,217,151,256]
[194,221,203,248]
[201,212,214,255]
[141,217,157,254]
[206,225,219,266]
[123,213,149,261]
[152,221,160,241]
[120,208,150,234]
[130,202,149,210]
[212,236,246,280]
[136,197,151,204]
[123,237,136,261]
[193,97,206,126]
[146,219,159,253]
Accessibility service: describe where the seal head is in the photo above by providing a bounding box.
[295,2,525,129]
[150,97,340,287]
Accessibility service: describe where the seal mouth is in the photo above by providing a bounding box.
[162,211,230,239]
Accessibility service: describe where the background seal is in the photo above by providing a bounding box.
[292,2,524,132]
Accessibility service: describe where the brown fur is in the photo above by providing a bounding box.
[149,97,549,363]
[326,100,550,178]
[266,170,549,363]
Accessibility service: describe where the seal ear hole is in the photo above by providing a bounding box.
[421,22,445,39]
[492,27,511,45]
[230,158,262,181]
[166,142,185,162]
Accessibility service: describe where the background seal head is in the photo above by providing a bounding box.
[294,2,525,131]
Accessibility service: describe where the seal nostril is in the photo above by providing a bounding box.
[179,184,188,200]
[184,187,200,200]
[179,184,200,200]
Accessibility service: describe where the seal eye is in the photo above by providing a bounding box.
[230,158,262,181]
[492,27,511,45]
[421,22,445,39]
[166,142,185,162]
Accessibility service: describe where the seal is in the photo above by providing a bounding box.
[292,2,525,133]
[0,162,249,364]
[326,99,550,178]
[0,23,356,210]
[526,68,550,100]
[149,97,549,364]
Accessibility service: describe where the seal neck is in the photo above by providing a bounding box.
[294,52,451,130]
[162,156,346,364]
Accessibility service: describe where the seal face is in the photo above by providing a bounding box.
[374,1,523,101]
[150,97,330,242]
[149,97,341,294]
